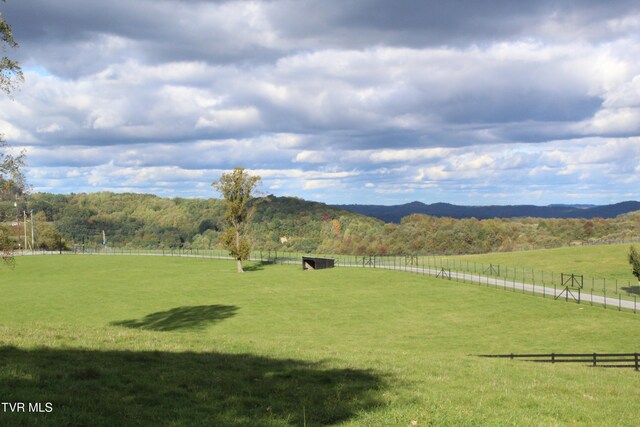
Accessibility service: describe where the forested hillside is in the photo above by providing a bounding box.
[1,192,639,255]
[0,192,382,252]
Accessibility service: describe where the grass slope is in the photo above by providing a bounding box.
[445,244,637,280]
[1,255,639,426]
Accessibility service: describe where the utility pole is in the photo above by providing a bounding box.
[30,210,35,253]
[14,196,20,252]
[23,210,28,251]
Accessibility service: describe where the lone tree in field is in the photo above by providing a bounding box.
[629,245,640,284]
[212,167,262,273]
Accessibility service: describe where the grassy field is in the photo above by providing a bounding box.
[69,243,640,297]
[1,255,639,426]
[443,244,638,280]
[359,243,640,300]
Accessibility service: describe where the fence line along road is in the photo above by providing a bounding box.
[290,253,638,313]
[343,260,639,312]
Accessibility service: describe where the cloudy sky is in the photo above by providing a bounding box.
[2,0,640,205]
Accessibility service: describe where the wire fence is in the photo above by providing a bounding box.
[330,254,639,313]
[20,246,639,315]
[391,255,640,302]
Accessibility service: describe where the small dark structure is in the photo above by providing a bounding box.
[302,256,335,270]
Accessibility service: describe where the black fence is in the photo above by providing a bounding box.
[477,353,640,371]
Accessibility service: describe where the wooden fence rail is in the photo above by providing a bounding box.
[476,353,639,370]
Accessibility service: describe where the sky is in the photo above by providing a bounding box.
[1,0,640,205]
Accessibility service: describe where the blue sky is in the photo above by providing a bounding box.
[1,0,640,205]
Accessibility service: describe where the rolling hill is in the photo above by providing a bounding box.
[334,200,640,223]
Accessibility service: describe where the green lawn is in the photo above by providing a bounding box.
[1,255,639,426]
[406,244,640,299]
[443,244,637,280]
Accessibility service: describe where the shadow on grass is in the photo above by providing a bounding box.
[622,285,640,295]
[243,263,265,272]
[110,305,238,331]
[243,261,280,272]
[0,346,385,426]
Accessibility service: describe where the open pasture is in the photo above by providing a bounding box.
[1,255,639,426]
[442,243,637,281]
[404,243,639,301]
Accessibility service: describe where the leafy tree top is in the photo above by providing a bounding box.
[629,245,640,282]
[1,0,23,95]
[212,167,262,228]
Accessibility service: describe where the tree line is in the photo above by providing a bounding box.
[1,191,639,256]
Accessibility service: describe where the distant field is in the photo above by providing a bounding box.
[330,243,639,300]
[344,243,639,299]
[1,255,639,426]
[443,243,638,280]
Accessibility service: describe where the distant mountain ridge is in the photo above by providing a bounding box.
[333,201,640,223]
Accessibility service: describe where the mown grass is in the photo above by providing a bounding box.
[1,255,639,426]
[418,243,640,300]
[443,243,637,281]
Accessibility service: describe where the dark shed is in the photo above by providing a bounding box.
[302,256,335,270]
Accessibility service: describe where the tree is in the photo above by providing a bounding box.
[0,0,24,265]
[212,167,262,272]
[1,0,23,95]
[0,0,24,196]
[0,137,26,265]
[0,138,25,196]
[629,245,640,283]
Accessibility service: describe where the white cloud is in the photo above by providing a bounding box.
[374,187,415,194]
[246,168,359,180]
[369,148,452,163]
[195,107,262,130]
[0,120,35,143]
[418,166,449,181]
[2,0,640,205]
[450,154,495,171]
[293,150,332,163]
[36,123,63,133]
[302,179,339,190]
